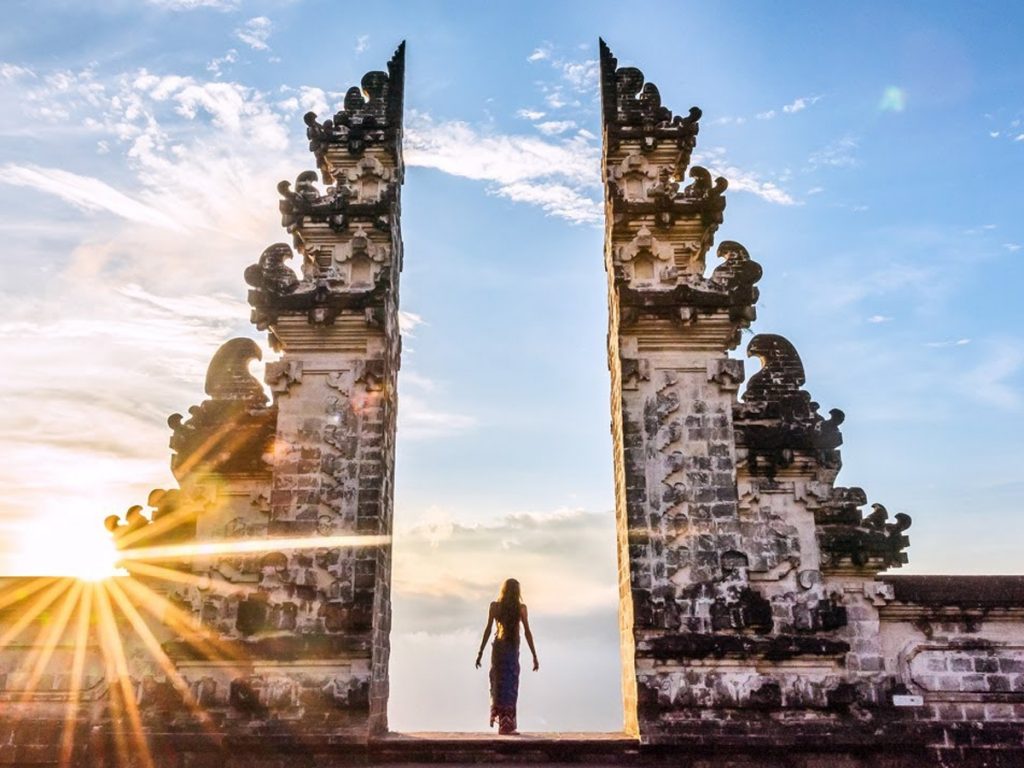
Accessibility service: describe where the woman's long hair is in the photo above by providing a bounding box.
[496,578,522,639]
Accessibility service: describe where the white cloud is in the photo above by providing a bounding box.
[544,89,567,109]
[206,49,238,77]
[355,35,370,54]
[807,186,825,195]
[756,110,776,120]
[493,181,601,224]
[989,131,1000,138]
[867,315,892,323]
[0,63,35,81]
[808,135,859,168]
[399,395,478,440]
[535,120,575,135]
[148,0,239,9]
[399,371,437,393]
[516,108,545,121]
[1015,134,1024,142]
[527,47,550,63]
[1004,243,1022,252]
[559,59,598,92]
[235,16,272,51]
[403,111,601,224]
[712,116,746,126]
[394,507,616,616]
[724,170,796,205]
[926,338,972,348]
[782,95,822,113]
[404,113,598,187]
[398,310,426,335]
[0,163,184,230]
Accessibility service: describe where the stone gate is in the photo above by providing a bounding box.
[0,39,1022,768]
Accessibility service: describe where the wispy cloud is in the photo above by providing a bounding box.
[206,49,238,77]
[492,181,601,224]
[398,310,426,336]
[0,63,35,81]
[148,0,239,9]
[403,111,602,224]
[926,338,971,348]
[559,59,599,92]
[0,163,184,230]
[527,46,551,63]
[1004,242,1022,252]
[695,148,797,206]
[355,34,370,54]
[516,108,545,121]
[867,314,892,323]
[960,343,1023,410]
[746,95,823,122]
[235,16,272,51]
[535,120,575,135]
[808,134,859,169]
[783,95,822,113]
[399,395,478,440]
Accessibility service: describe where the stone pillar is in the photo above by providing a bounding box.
[240,42,405,737]
[600,40,761,738]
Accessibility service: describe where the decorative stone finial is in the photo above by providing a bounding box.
[205,337,267,403]
[304,41,406,168]
[600,38,701,159]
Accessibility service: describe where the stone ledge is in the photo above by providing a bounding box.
[881,576,1024,609]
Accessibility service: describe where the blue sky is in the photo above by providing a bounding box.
[1,0,1022,732]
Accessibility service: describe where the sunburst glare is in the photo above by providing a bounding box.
[10,513,124,581]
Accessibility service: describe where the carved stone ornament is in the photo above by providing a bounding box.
[608,152,666,203]
[304,42,405,165]
[204,338,269,403]
[168,338,277,480]
[104,488,196,556]
[617,225,676,286]
[243,243,299,296]
[265,359,303,394]
[707,358,745,392]
[599,38,701,158]
[343,156,394,203]
[816,491,912,573]
[734,334,845,476]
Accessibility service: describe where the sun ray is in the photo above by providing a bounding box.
[118,576,249,665]
[106,578,218,736]
[18,579,85,703]
[118,533,391,563]
[0,576,59,612]
[123,560,248,597]
[95,582,155,768]
[59,582,94,768]
[113,499,201,551]
[0,578,73,652]
[93,583,129,767]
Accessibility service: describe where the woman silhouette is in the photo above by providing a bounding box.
[475,578,539,735]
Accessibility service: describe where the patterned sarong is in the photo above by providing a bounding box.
[489,637,520,734]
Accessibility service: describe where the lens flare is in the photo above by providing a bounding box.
[879,86,906,112]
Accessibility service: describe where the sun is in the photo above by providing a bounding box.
[10,513,124,582]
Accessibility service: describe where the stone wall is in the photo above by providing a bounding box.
[600,38,1024,764]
